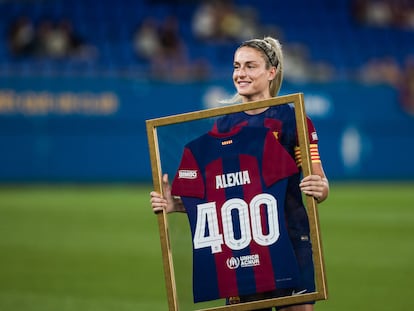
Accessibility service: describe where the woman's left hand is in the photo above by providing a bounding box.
[299,174,328,203]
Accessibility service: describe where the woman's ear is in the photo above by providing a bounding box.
[268,66,277,81]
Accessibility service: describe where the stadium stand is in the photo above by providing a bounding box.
[1,0,413,80]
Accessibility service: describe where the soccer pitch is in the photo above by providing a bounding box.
[0,182,413,311]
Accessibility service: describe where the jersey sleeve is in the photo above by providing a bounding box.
[294,117,321,166]
[171,147,205,198]
[262,130,299,187]
[306,117,319,144]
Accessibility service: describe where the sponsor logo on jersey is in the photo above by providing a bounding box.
[221,139,233,146]
[216,170,251,189]
[226,254,260,270]
[178,170,197,179]
[226,257,240,269]
[240,254,260,267]
[292,289,307,296]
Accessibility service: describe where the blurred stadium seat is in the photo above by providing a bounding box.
[0,0,413,78]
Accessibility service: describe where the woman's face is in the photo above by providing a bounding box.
[233,46,276,102]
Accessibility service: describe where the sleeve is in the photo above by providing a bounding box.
[262,130,299,187]
[306,117,319,144]
[171,147,205,198]
[294,117,321,166]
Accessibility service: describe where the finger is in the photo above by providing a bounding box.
[150,196,165,206]
[301,174,320,183]
[162,173,169,184]
[150,191,161,198]
[151,199,166,209]
[153,206,165,213]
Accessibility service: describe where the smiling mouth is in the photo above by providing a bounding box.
[237,81,250,86]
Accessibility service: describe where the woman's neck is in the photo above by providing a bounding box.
[245,107,269,115]
[242,94,272,115]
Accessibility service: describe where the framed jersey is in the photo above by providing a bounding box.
[146,93,328,311]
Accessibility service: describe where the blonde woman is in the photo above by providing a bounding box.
[151,36,329,311]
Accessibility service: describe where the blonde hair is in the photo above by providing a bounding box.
[221,36,284,104]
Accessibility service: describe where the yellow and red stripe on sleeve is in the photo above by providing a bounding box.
[294,144,321,167]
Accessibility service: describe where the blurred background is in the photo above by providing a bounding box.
[0,0,413,310]
[1,0,413,182]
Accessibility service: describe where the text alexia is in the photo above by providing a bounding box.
[216,170,251,189]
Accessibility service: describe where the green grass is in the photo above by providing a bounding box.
[0,182,413,311]
[0,185,167,311]
[317,182,414,311]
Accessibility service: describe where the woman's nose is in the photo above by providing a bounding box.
[237,67,246,77]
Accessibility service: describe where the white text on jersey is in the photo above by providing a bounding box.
[216,170,251,189]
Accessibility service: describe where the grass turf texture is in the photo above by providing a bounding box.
[0,182,413,311]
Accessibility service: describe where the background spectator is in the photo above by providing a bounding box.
[399,55,414,115]
[133,14,210,81]
[358,56,402,87]
[7,15,36,56]
[133,17,161,63]
[353,0,414,29]
[191,0,258,43]
[8,16,96,60]
[191,1,217,41]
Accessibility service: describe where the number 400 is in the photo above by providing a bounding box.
[193,193,280,254]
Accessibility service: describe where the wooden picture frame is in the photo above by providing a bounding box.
[146,93,328,311]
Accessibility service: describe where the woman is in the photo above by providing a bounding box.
[150,36,329,311]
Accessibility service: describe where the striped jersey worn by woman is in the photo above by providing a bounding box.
[212,103,321,253]
[212,102,321,308]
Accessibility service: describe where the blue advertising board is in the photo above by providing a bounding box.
[0,76,412,181]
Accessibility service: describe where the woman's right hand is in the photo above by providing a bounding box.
[150,173,182,213]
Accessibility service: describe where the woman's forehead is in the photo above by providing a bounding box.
[234,46,264,62]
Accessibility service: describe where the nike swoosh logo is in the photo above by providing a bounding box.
[292,289,307,296]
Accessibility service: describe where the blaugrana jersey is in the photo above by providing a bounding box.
[211,105,319,246]
[171,126,300,303]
